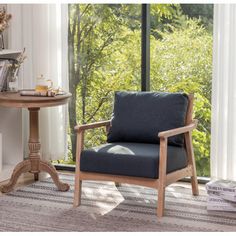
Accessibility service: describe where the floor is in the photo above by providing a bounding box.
[0,171,206,197]
[1,172,219,232]
[3,172,233,232]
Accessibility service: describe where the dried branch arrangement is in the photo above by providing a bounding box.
[8,48,27,78]
[0,8,12,33]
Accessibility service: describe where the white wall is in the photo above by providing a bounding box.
[0,108,23,166]
[0,4,24,171]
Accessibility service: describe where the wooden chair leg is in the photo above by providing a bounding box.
[185,132,199,196]
[191,175,199,196]
[115,182,121,187]
[74,130,84,207]
[157,186,165,217]
[73,177,82,207]
[157,137,167,217]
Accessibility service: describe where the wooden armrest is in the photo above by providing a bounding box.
[158,119,198,138]
[74,120,111,132]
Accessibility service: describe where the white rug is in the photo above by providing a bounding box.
[0,174,235,231]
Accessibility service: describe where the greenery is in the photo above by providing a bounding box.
[150,20,212,176]
[67,4,213,177]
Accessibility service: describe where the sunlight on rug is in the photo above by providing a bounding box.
[0,174,236,232]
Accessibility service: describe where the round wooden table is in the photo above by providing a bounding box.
[0,92,71,193]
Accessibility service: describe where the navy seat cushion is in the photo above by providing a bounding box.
[107,91,189,147]
[80,142,188,179]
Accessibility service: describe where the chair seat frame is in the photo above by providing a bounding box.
[73,95,199,217]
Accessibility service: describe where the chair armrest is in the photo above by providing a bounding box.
[74,120,111,132]
[158,120,198,139]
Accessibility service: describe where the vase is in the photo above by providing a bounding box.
[7,70,19,92]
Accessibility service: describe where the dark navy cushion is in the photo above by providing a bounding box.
[80,142,188,179]
[107,91,189,147]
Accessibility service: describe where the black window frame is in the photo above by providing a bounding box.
[141,4,150,92]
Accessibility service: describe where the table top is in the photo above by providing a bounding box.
[0,92,71,108]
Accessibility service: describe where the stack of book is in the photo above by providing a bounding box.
[0,60,10,91]
[20,89,66,97]
[206,179,236,211]
[0,50,22,91]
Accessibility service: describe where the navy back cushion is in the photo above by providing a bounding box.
[107,91,189,146]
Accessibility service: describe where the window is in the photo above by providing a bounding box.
[61,4,213,177]
[150,4,213,176]
[67,4,141,162]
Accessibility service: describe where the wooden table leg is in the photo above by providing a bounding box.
[39,160,69,191]
[28,107,69,191]
[0,107,69,193]
[0,160,31,193]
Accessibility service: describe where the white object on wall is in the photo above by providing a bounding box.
[211,4,236,181]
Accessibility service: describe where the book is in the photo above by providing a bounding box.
[207,205,236,212]
[220,192,236,202]
[206,179,236,211]
[207,189,236,201]
[206,179,236,195]
[20,90,57,97]
[20,89,66,97]
[207,195,236,211]
[0,60,10,91]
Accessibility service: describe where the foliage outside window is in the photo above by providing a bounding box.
[150,4,213,176]
[65,4,213,177]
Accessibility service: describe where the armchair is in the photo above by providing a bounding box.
[73,91,199,217]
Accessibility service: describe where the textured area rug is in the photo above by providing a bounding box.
[0,174,236,232]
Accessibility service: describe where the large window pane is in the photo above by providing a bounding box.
[150,4,213,177]
[67,4,141,162]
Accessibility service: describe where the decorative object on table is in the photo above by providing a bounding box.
[0,8,12,50]
[35,74,53,92]
[0,48,26,92]
[19,74,66,97]
[6,48,26,92]
[206,179,236,211]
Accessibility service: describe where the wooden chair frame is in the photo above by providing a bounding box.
[73,94,199,217]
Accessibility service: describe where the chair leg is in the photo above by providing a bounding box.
[74,131,84,207]
[157,186,165,217]
[185,132,199,196]
[115,182,121,187]
[157,137,167,217]
[73,177,82,207]
[34,173,39,181]
[191,175,199,196]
